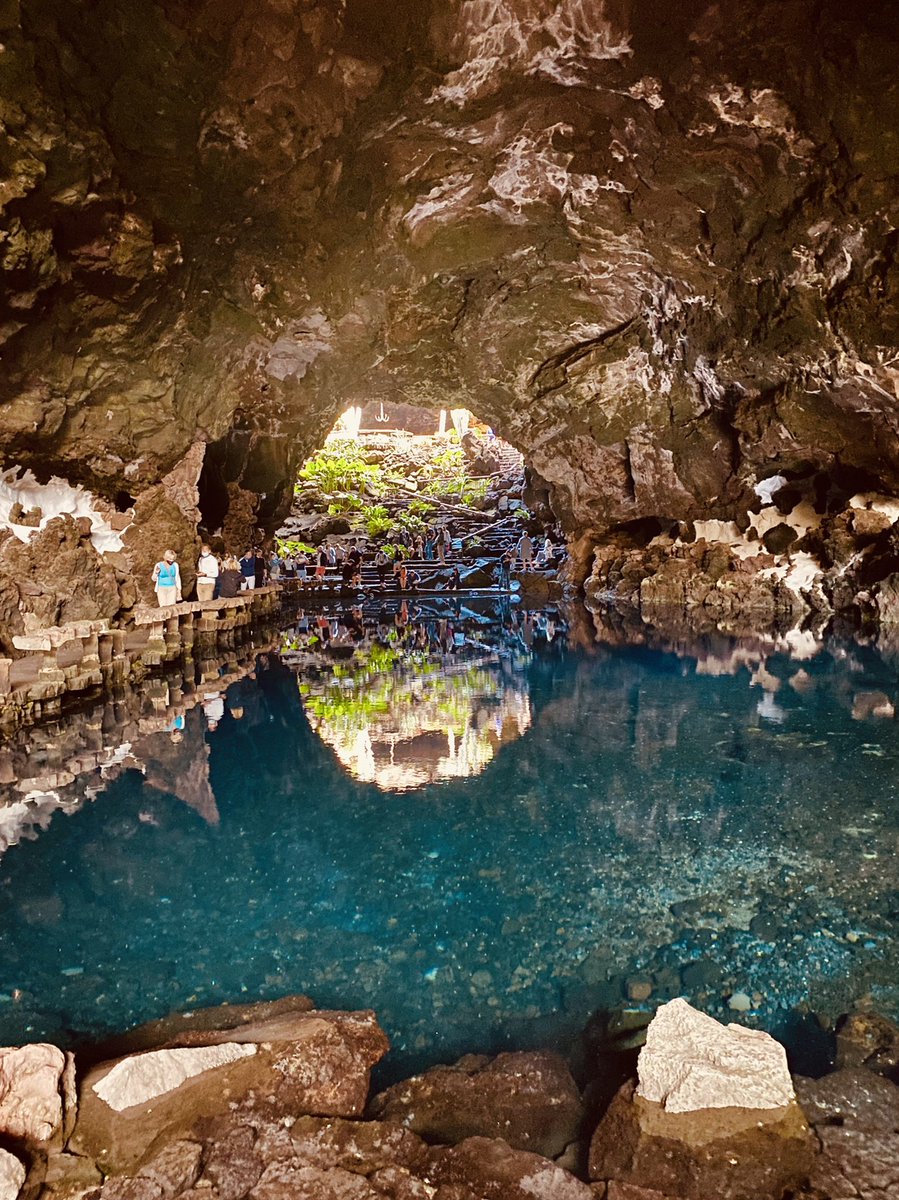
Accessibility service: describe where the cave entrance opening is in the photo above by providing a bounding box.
[274,400,561,590]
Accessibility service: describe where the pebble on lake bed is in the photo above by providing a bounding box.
[728,991,753,1012]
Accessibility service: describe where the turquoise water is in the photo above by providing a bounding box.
[1,602,898,1080]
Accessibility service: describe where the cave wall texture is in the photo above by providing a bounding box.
[1,0,898,632]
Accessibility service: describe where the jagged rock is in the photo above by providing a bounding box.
[289,1116,427,1176]
[0,520,122,652]
[201,1125,263,1200]
[135,1139,203,1198]
[370,1050,583,1157]
[635,999,795,1112]
[72,1009,388,1174]
[2,0,899,617]
[0,1149,25,1200]
[835,1010,899,1076]
[762,522,799,555]
[795,1068,899,1200]
[426,1136,593,1199]
[0,1042,65,1142]
[249,1159,382,1200]
[588,1080,814,1200]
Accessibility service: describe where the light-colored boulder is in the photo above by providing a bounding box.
[635,999,794,1113]
[0,1043,65,1141]
[0,1149,24,1200]
[93,1044,257,1111]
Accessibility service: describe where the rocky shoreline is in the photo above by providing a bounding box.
[0,993,896,1200]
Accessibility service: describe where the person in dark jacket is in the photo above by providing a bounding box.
[219,556,243,598]
[239,550,257,590]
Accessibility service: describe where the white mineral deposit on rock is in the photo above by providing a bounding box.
[636,998,795,1113]
[0,1148,24,1200]
[0,1043,65,1141]
[93,1043,257,1112]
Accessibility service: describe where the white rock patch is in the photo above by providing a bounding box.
[93,1043,257,1112]
[0,468,127,553]
[0,1148,24,1200]
[636,998,794,1113]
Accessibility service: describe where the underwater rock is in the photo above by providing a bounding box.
[0,1149,25,1200]
[835,1010,899,1077]
[370,1050,583,1157]
[795,1068,899,1200]
[635,999,794,1112]
[426,1136,593,1200]
[588,1080,814,1200]
[0,1043,65,1142]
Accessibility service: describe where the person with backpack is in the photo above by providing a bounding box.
[152,550,182,607]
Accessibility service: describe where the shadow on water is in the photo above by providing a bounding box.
[0,600,898,1084]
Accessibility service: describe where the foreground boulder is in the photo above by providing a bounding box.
[71,1009,388,1174]
[0,1149,25,1200]
[370,1050,583,1156]
[589,1000,814,1199]
[426,1136,593,1199]
[795,1068,899,1200]
[0,1043,65,1143]
[635,998,795,1112]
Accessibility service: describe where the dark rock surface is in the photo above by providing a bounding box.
[370,1050,583,1157]
[2,0,899,620]
[795,1068,899,1200]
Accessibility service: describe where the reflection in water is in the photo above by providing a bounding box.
[0,602,898,1080]
[285,605,536,790]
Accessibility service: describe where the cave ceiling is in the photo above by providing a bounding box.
[1,0,898,536]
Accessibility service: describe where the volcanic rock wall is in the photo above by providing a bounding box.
[1,0,898,631]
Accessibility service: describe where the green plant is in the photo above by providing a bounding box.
[408,499,436,517]
[365,503,392,538]
[276,537,316,556]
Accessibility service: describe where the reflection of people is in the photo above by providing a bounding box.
[202,691,224,731]
[152,550,182,607]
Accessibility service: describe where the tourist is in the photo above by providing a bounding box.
[374,547,390,586]
[497,549,513,590]
[423,533,435,560]
[326,542,337,568]
[239,549,256,590]
[253,547,267,589]
[219,556,243,598]
[413,533,424,558]
[268,549,282,580]
[539,533,555,567]
[315,545,328,582]
[447,565,461,592]
[296,550,308,580]
[196,543,219,602]
[333,542,345,565]
[282,553,296,578]
[516,531,535,571]
[404,567,421,592]
[151,549,182,607]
